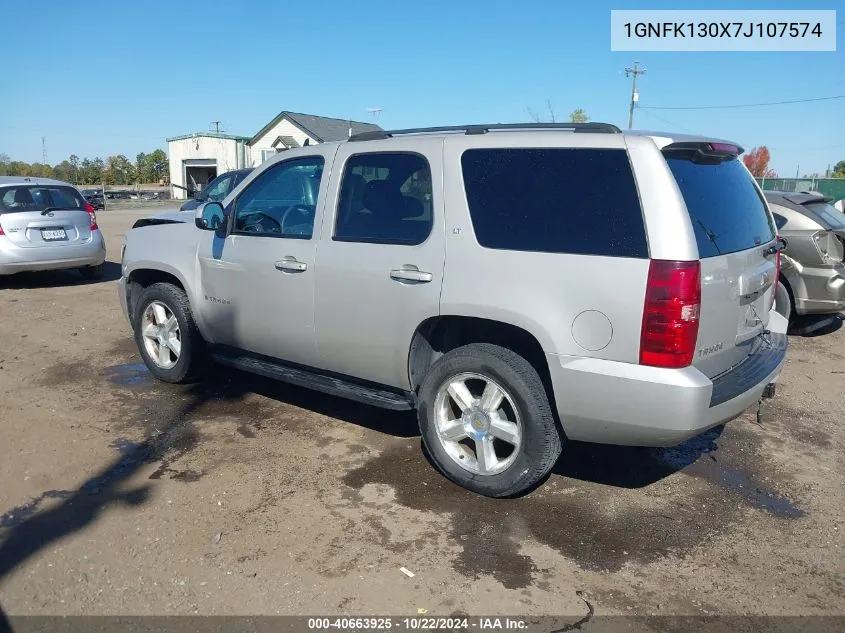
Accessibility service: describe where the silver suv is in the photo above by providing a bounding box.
[117,123,788,497]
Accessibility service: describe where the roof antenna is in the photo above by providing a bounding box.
[366,107,384,120]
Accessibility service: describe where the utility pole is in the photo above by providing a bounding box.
[624,62,646,129]
[41,137,48,165]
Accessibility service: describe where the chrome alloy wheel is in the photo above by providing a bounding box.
[141,301,181,369]
[433,372,522,476]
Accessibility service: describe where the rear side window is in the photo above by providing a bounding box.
[0,185,85,213]
[334,152,433,245]
[460,148,648,257]
[664,155,775,257]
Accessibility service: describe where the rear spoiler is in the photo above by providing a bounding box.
[785,191,832,204]
[662,141,744,163]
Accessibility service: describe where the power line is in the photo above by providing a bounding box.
[638,109,695,134]
[641,95,845,111]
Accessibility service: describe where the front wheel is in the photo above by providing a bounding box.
[132,282,205,383]
[417,343,562,497]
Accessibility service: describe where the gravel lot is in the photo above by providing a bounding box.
[0,209,843,618]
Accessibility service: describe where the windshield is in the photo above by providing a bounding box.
[804,201,845,230]
[0,185,86,213]
[664,154,776,257]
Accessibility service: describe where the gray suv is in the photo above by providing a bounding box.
[764,190,845,320]
[117,123,788,497]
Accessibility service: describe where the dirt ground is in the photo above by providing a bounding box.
[0,209,843,620]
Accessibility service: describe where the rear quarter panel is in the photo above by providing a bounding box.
[440,133,650,363]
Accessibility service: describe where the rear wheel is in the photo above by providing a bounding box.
[417,343,562,497]
[774,280,792,321]
[78,263,105,280]
[132,282,204,383]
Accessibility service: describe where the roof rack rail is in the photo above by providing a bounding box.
[348,122,621,142]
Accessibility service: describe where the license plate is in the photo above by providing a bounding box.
[41,228,67,241]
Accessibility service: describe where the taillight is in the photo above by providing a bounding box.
[640,260,701,369]
[85,201,98,230]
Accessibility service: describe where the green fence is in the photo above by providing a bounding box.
[756,177,845,202]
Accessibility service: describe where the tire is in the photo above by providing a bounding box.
[78,263,105,280]
[132,282,205,383]
[774,280,792,321]
[417,343,562,498]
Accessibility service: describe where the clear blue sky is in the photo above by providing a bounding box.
[0,0,841,176]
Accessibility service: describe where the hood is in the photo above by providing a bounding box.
[153,209,195,222]
[131,209,194,229]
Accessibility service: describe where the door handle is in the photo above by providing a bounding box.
[275,257,307,273]
[390,267,433,283]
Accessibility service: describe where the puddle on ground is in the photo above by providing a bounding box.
[682,460,805,518]
[104,363,152,387]
[655,427,805,519]
[343,425,806,586]
[0,490,73,529]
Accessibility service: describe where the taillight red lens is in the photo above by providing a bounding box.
[85,201,98,230]
[709,142,739,155]
[640,260,701,369]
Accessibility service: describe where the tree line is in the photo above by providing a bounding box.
[0,150,169,186]
[743,147,845,179]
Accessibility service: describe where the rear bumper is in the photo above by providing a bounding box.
[0,232,106,275]
[547,312,788,447]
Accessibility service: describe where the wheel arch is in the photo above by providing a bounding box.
[125,263,195,322]
[407,315,554,404]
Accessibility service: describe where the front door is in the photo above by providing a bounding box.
[196,150,334,367]
[314,139,446,389]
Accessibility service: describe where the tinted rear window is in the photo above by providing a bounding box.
[461,148,648,257]
[0,186,85,213]
[665,155,775,257]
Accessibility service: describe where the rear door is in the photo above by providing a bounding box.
[663,146,779,378]
[0,185,93,248]
[313,139,445,388]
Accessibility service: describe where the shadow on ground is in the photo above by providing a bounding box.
[0,376,250,582]
[551,428,722,489]
[0,261,122,289]
[788,313,844,338]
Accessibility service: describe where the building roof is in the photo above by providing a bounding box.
[166,131,251,143]
[249,111,382,145]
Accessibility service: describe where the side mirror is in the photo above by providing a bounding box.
[195,202,226,231]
